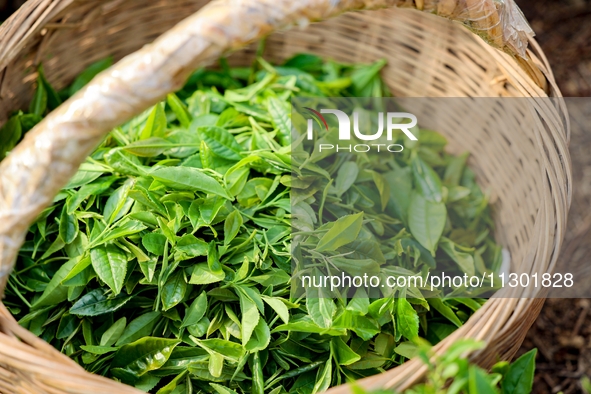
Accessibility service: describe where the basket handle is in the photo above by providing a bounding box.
[0,0,538,294]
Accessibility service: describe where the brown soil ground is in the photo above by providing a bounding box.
[515,1,591,393]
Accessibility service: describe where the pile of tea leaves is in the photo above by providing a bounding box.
[3,52,502,394]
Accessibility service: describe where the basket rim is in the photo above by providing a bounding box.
[0,1,571,394]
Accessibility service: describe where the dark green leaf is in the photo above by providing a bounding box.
[161,271,187,311]
[69,289,133,316]
[182,291,208,328]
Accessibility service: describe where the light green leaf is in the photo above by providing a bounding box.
[408,192,446,255]
[331,337,361,366]
[189,263,225,285]
[223,209,243,245]
[140,103,166,140]
[142,233,167,256]
[335,161,358,197]
[412,155,443,203]
[116,312,161,346]
[90,244,127,295]
[150,166,232,199]
[124,137,171,157]
[111,337,180,383]
[100,317,126,346]
[306,293,336,329]
[316,212,364,252]
[396,298,419,340]
[197,126,242,161]
[261,296,289,324]
[167,93,191,128]
[439,237,476,276]
[238,290,260,346]
[80,345,120,355]
[267,97,291,145]
[501,349,537,394]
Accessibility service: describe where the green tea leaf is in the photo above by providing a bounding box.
[124,137,172,157]
[32,258,78,309]
[245,318,270,352]
[408,192,446,255]
[267,97,291,145]
[90,244,127,295]
[223,209,243,245]
[501,349,537,394]
[312,359,332,394]
[100,317,127,346]
[182,291,208,328]
[331,337,361,366]
[428,298,462,328]
[261,296,289,324]
[316,212,363,252]
[335,161,358,197]
[175,234,208,259]
[59,205,79,244]
[143,232,167,256]
[80,345,120,355]
[0,115,22,160]
[412,155,443,203]
[306,294,336,329]
[116,312,161,346]
[112,337,180,383]
[37,64,62,110]
[197,126,242,161]
[69,57,113,96]
[238,290,260,346]
[167,93,191,128]
[150,166,232,199]
[195,338,246,362]
[70,289,133,316]
[469,366,498,394]
[161,271,187,311]
[439,237,476,277]
[189,263,225,285]
[396,298,419,340]
[30,74,48,116]
[140,103,167,140]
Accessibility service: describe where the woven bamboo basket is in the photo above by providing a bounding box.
[0,0,571,393]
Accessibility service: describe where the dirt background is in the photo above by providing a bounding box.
[1,0,590,392]
[514,1,591,393]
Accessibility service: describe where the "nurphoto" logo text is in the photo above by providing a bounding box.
[304,108,418,153]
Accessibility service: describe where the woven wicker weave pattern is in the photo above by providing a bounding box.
[0,0,571,393]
